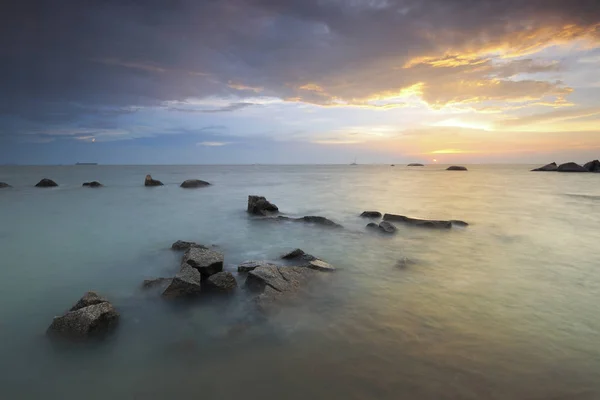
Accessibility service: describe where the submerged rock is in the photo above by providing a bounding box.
[0,182,11,188]
[47,292,119,339]
[171,240,206,251]
[378,221,397,234]
[35,178,58,187]
[584,160,600,172]
[408,163,424,167]
[205,271,238,292]
[182,247,224,278]
[238,260,279,272]
[144,174,164,186]
[396,257,417,269]
[82,181,103,187]
[360,211,382,218]
[366,222,379,230]
[142,277,172,289]
[281,248,317,262]
[247,195,279,216]
[557,162,588,173]
[446,166,467,171]
[162,265,202,298]
[306,259,336,272]
[180,179,210,188]
[276,215,342,228]
[531,162,558,172]
[383,213,468,229]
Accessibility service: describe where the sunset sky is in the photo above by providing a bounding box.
[1,0,600,164]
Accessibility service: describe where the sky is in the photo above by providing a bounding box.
[1,0,600,165]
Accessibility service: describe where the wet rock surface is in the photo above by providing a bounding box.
[238,260,280,272]
[247,195,279,216]
[171,240,206,251]
[82,181,103,187]
[162,265,202,298]
[182,247,224,277]
[383,213,468,229]
[35,178,58,187]
[205,271,238,291]
[144,174,163,186]
[180,179,211,188]
[360,211,382,218]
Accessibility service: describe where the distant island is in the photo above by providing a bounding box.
[75,162,98,165]
[407,163,424,167]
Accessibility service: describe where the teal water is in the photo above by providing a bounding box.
[1,165,599,399]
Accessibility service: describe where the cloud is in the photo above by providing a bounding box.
[168,102,257,113]
[496,106,600,128]
[196,141,231,146]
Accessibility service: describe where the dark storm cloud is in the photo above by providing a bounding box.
[1,0,599,128]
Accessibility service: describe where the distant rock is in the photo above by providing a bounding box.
[35,178,58,187]
[162,265,202,298]
[82,181,103,187]
[360,211,382,218]
[446,166,467,171]
[247,195,279,216]
[557,162,588,173]
[182,247,224,278]
[281,248,317,262]
[205,271,238,292]
[144,174,163,186]
[383,213,468,229]
[180,179,210,188]
[531,162,558,172]
[171,240,206,251]
[238,260,280,272]
[47,292,119,339]
[584,160,600,172]
[277,215,342,228]
[0,182,11,188]
[391,164,395,167]
[408,163,424,167]
[396,257,417,269]
[142,277,172,289]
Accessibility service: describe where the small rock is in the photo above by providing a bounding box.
[180,179,211,188]
[408,163,424,167]
[70,291,109,311]
[307,259,336,272]
[35,178,58,187]
[238,260,279,272]
[584,160,600,172]
[182,247,224,278]
[383,213,468,229]
[171,240,206,251]
[378,221,397,234]
[281,249,317,261]
[82,181,103,187]
[0,182,11,188]
[557,162,588,173]
[47,293,119,339]
[366,222,379,230]
[396,257,416,269]
[247,195,279,216]
[531,162,558,172]
[144,174,164,186]
[446,166,467,171]
[360,211,382,218]
[205,271,238,291]
[142,277,172,289]
[162,265,202,298]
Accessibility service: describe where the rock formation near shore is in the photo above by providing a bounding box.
[162,265,202,298]
[446,166,467,171]
[171,240,206,251]
[532,160,600,173]
[180,179,210,188]
[35,178,58,187]
[182,247,224,278]
[383,213,468,228]
[281,248,317,262]
[531,162,558,172]
[205,271,238,292]
[557,162,589,172]
[144,174,163,186]
[276,215,342,228]
[82,181,103,187]
[0,182,11,188]
[360,211,382,218]
[47,292,119,339]
[238,260,280,272]
[584,160,600,172]
[247,195,279,216]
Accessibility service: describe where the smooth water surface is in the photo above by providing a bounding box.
[1,165,599,399]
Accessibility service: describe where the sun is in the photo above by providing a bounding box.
[433,159,437,163]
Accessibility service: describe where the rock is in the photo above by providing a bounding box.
[383,213,468,229]
[35,178,58,187]
[162,265,202,298]
[531,162,558,172]
[171,240,205,251]
[276,215,342,228]
[396,257,416,269]
[70,291,109,311]
[446,166,467,171]
[205,271,238,291]
[378,221,397,234]
[408,163,424,167]
[281,249,317,262]
[82,181,103,187]
[142,277,172,289]
[247,195,279,216]
[584,160,600,172]
[180,179,210,188]
[557,162,588,173]
[238,260,279,272]
[0,182,11,188]
[47,294,119,339]
[144,174,164,186]
[360,211,382,218]
[182,247,224,278]
[307,259,336,272]
[366,222,379,230]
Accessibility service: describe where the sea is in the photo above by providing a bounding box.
[0,164,599,400]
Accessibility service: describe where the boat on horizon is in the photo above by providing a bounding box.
[75,162,98,165]
[350,157,357,166]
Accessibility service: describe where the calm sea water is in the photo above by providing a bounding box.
[1,165,600,399]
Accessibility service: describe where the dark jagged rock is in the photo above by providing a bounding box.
[446,166,467,171]
[408,163,424,167]
[276,215,342,228]
[205,271,238,292]
[70,291,109,311]
[35,178,58,187]
[182,247,224,278]
[162,265,202,298]
[531,162,558,172]
[281,248,317,261]
[238,260,280,272]
[280,249,334,271]
[383,213,468,229]
[557,162,588,173]
[247,195,279,216]
[47,292,119,339]
[144,174,164,186]
[584,160,600,172]
[360,211,382,218]
[0,182,11,188]
[142,277,172,289]
[171,240,206,251]
[180,179,210,188]
[82,181,103,187]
